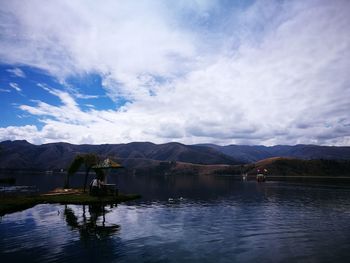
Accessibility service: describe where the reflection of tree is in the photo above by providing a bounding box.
[63,204,120,240]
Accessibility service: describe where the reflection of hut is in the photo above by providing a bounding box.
[63,204,120,240]
[92,158,123,195]
[256,168,267,182]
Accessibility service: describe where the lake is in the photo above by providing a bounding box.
[1,172,350,262]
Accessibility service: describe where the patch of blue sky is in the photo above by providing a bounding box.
[110,96,132,111]
[166,0,257,56]
[1,63,63,102]
[0,64,60,128]
[0,64,127,128]
[172,0,254,32]
[65,72,104,97]
[65,72,125,111]
[174,0,284,54]
[142,73,170,87]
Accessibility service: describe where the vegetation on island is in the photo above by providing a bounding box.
[0,153,137,216]
[66,153,100,191]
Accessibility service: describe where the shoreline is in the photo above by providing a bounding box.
[0,189,141,216]
[216,174,350,180]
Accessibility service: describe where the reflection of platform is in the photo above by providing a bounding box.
[64,204,121,239]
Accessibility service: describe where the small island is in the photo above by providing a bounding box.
[0,154,141,216]
[0,188,140,216]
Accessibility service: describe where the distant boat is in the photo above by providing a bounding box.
[45,170,53,174]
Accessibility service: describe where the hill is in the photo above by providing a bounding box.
[251,157,350,177]
[212,157,350,177]
[1,141,350,177]
[200,144,350,163]
[0,140,240,171]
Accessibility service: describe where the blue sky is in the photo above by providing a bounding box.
[0,0,350,145]
[0,64,117,125]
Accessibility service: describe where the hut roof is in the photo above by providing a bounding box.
[92,158,123,169]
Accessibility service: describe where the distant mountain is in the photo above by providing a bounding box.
[1,140,350,172]
[210,157,350,177]
[199,144,350,163]
[250,157,350,177]
[0,140,240,170]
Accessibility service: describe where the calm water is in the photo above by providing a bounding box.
[1,173,350,262]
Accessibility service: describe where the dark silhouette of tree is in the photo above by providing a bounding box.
[66,153,100,191]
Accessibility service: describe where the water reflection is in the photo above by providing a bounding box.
[63,204,120,240]
[1,173,350,262]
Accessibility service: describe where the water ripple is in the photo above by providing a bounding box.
[1,181,350,262]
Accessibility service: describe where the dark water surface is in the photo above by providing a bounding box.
[1,173,350,262]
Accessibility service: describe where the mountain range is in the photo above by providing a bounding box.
[199,144,350,163]
[1,140,350,172]
[0,140,237,170]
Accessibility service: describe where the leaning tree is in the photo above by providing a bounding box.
[66,153,100,192]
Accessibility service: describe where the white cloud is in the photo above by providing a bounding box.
[0,125,41,144]
[84,104,95,108]
[0,0,350,145]
[6,67,26,78]
[0,88,11,93]
[9,82,22,92]
[0,0,197,89]
[74,93,99,99]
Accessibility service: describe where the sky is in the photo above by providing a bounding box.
[0,0,349,146]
